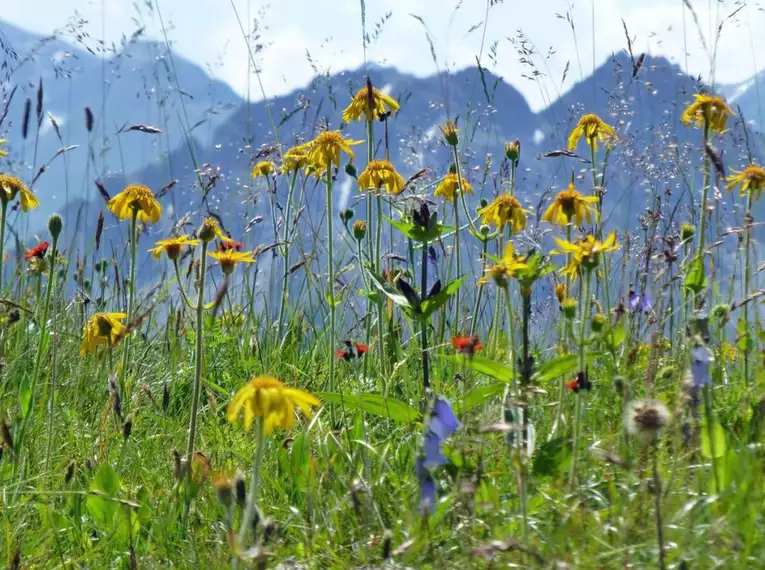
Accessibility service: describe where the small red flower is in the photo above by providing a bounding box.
[217,240,244,252]
[451,335,483,356]
[25,241,49,261]
[565,379,579,391]
[337,341,369,360]
[565,371,592,393]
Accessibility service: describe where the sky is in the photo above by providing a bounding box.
[3,0,765,111]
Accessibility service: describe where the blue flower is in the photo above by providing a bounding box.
[691,344,713,388]
[429,397,461,440]
[628,290,652,313]
[423,429,447,468]
[415,457,436,513]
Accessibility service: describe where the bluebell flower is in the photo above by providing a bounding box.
[423,429,447,468]
[628,289,652,313]
[429,397,461,440]
[691,344,713,388]
[415,457,437,513]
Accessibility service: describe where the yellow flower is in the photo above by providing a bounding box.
[227,375,320,434]
[0,174,39,212]
[148,235,199,260]
[342,85,400,123]
[434,172,473,202]
[208,249,256,274]
[681,93,735,133]
[358,160,406,195]
[0,139,7,158]
[80,312,127,356]
[726,165,765,201]
[542,183,599,227]
[480,242,528,287]
[107,184,161,224]
[297,130,363,169]
[439,120,459,146]
[568,113,617,151]
[551,232,619,279]
[198,217,233,243]
[478,194,528,233]
[555,283,567,304]
[281,146,310,173]
[251,161,274,179]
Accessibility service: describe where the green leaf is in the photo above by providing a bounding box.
[421,277,465,319]
[316,392,421,422]
[701,420,727,459]
[19,375,31,417]
[459,383,505,411]
[532,436,571,478]
[684,256,707,295]
[386,216,451,243]
[92,463,120,496]
[736,316,752,353]
[438,354,513,383]
[532,353,602,384]
[367,271,412,310]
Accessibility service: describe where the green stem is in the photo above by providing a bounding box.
[570,270,591,484]
[186,241,208,470]
[653,443,666,570]
[375,193,386,377]
[421,240,430,400]
[173,259,196,310]
[119,210,139,402]
[469,239,489,337]
[236,419,266,553]
[743,191,754,386]
[696,122,711,308]
[326,167,337,417]
[277,170,299,341]
[453,197,461,333]
[703,383,721,493]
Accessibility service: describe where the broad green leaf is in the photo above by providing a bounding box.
[367,271,412,310]
[684,256,707,295]
[459,383,505,411]
[92,463,120,496]
[532,353,602,384]
[421,277,465,319]
[532,436,571,478]
[701,420,727,459]
[386,216,451,243]
[115,509,140,545]
[316,392,421,422]
[438,354,513,383]
[19,375,31,417]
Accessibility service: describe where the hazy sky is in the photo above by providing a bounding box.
[3,0,764,111]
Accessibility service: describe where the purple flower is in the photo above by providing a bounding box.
[691,344,713,388]
[415,457,436,513]
[429,397,461,440]
[628,290,652,313]
[423,429,447,468]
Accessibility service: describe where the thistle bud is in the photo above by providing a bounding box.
[353,220,367,242]
[680,223,695,241]
[504,140,521,164]
[48,214,63,240]
[339,208,354,224]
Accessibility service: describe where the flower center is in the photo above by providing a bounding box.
[315,131,343,146]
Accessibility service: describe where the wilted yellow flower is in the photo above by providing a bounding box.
[555,283,567,304]
[353,220,367,241]
[342,85,400,123]
[505,140,521,163]
[568,113,617,151]
[480,242,528,287]
[107,184,161,224]
[358,160,406,195]
[0,174,39,212]
[297,130,363,169]
[281,146,310,173]
[543,183,599,227]
[251,161,274,179]
[726,165,765,201]
[478,194,528,233]
[80,312,127,356]
[227,375,320,434]
[439,120,459,146]
[198,217,233,243]
[434,172,473,202]
[208,249,256,274]
[0,139,7,158]
[551,232,619,278]
[148,235,199,260]
[681,93,735,133]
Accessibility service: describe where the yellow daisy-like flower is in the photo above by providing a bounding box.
[208,249,256,274]
[148,235,199,260]
[226,375,320,434]
[198,217,234,243]
[281,146,310,173]
[726,165,765,201]
[297,130,363,169]
[542,183,599,227]
[568,113,617,151]
[107,184,161,224]
[551,231,619,279]
[0,174,39,212]
[357,160,406,195]
[478,194,528,233]
[439,120,459,146]
[434,172,473,202]
[681,93,735,133]
[251,161,274,179]
[80,312,127,356]
[480,242,528,287]
[342,85,400,123]
[0,138,8,158]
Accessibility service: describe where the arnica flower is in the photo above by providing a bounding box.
[280,146,310,173]
[434,172,473,202]
[726,165,765,201]
[25,241,49,261]
[567,113,617,151]
[217,240,244,252]
[480,242,529,287]
[0,138,7,158]
[226,375,320,434]
[439,120,459,146]
[352,220,367,241]
[148,235,199,261]
[208,249,256,274]
[358,160,406,195]
[478,194,528,233]
[198,217,234,243]
[690,343,713,388]
[297,130,363,169]
[551,232,619,279]
[0,174,39,212]
[542,183,599,227]
[80,312,127,356]
[342,85,399,123]
[625,399,671,442]
[251,161,274,179]
[336,340,369,361]
[451,335,483,356]
[555,283,567,304]
[504,140,521,163]
[681,93,735,133]
[107,183,161,224]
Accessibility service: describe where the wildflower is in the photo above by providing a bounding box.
[80,312,127,356]
[212,473,235,508]
[567,113,617,151]
[296,130,362,169]
[208,249,257,274]
[439,120,459,146]
[550,232,619,279]
[25,241,49,261]
[429,397,461,440]
[625,399,671,442]
[481,242,529,287]
[591,313,607,333]
[434,172,473,202]
[415,457,436,514]
[681,223,695,241]
[343,85,399,123]
[681,93,735,133]
[423,430,447,468]
[357,160,406,195]
[26,256,48,276]
[628,290,652,313]
[336,340,369,361]
[352,220,367,241]
[0,139,7,157]
[726,165,765,201]
[478,194,528,233]
[565,371,592,393]
[0,174,39,212]
[217,240,244,252]
[198,217,233,243]
[543,184,599,227]
[281,146,310,173]
[555,283,567,304]
[148,235,199,260]
[451,335,483,356]
[48,214,63,239]
[107,183,161,224]
[226,375,320,434]
[251,161,274,179]
[504,140,521,164]
[690,343,713,388]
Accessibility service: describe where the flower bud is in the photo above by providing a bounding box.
[591,312,607,333]
[562,298,577,319]
[480,224,491,237]
[555,283,566,304]
[439,120,459,146]
[344,162,357,178]
[213,474,234,509]
[198,218,219,242]
[681,223,695,241]
[48,214,63,240]
[122,416,133,441]
[339,208,354,224]
[504,140,521,164]
[478,198,489,210]
[353,220,367,241]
